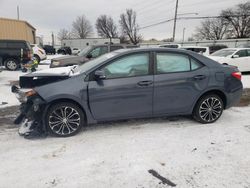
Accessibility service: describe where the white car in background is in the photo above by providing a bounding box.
[180,46,210,56]
[31,44,47,63]
[72,48,81,55]
[209,48,250,72]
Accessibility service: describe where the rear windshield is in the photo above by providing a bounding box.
[182,48,206,53]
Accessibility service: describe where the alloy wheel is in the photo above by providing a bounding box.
[199,97,222,122]
[48,106,81,136]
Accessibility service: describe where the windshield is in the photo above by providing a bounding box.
[77,52,117,73]
[211,49,236,57]
[78,46,92,56]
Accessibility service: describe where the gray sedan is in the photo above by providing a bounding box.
[12,48,243,137]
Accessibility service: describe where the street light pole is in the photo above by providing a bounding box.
[172,0,179,42]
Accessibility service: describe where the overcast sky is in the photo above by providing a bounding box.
[0,0,248,44]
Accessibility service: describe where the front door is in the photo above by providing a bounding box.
[88,52,153,120]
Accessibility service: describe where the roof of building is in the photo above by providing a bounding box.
[0,17,36,30]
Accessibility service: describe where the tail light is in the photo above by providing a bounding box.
[231,72,241,80]
[38,49,44,54]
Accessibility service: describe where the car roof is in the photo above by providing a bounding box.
[0,39,27,43]
[112,47,210,57]
[221,48,250,50]
[180,46,208,48]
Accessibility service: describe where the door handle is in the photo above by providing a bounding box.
[137,80,153,87]
[193,75,206,80]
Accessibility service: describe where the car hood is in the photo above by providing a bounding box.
[19,66,79,88]
[51,55,88,68]
[53,55,82,61]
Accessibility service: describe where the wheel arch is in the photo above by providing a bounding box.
[193,89,227,113]
[45,98,88,124]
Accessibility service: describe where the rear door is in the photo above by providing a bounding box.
[88,52,153,120]
[153,52,209,115]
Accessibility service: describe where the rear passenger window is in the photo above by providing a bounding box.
[156,53,203,74]
[156,53,190,73]
[191,58,202,70]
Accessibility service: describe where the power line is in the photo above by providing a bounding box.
[138,8,175,26]
[139,14,250,30]
[136,0,175,15]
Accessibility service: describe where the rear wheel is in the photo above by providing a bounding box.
[46,102,85,137]
[4,58,19,71]
[193,94,224,124]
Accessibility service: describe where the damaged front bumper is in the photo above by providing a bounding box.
[12,85,47,138]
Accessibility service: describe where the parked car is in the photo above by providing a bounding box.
[43,45,56,55]
[72,48,81,55]
[208,45,228,54]
[0,40,32,70]
[30,44,47,63]
[57,46,72,55]
[159,44,181,48]
[12,48,243,137]
[50,44,137,68]
[180,46,210,56]
[208,48,250,72]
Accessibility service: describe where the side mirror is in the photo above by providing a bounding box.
[94,70,106,80]
[232,54,239,58]
[86,54,92,59]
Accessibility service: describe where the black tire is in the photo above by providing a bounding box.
[193,94,224,124]
[33,55,40,63]
[4,58,19,71]
[46,102,85,137]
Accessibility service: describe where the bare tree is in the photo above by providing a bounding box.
[57,29,71,41]
[72,15,93,38]
[119,9,142,44]
[221,2,250,38]
[96,15,118,38]
[194,18,228,40]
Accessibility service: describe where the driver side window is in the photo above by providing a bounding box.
[235,50,247,57]
[102,53,149,79]
[89,47,108,58]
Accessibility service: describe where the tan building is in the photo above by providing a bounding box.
[0,17,36,44]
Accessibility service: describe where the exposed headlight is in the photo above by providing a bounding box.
[52,61,60,66]
[15,89,37,103]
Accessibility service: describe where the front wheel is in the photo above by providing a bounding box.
[193,94,224,124]
[46,102,85,137]
[4,58,19,71]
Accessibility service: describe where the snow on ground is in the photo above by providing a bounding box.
[242,74,250,88]
[0,64,49,108]
[0,106,250,187]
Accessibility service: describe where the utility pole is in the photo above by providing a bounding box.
[172,0,179,42]
[182,27,186,43]
[52,32,55,47]
[17,6,20,20]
